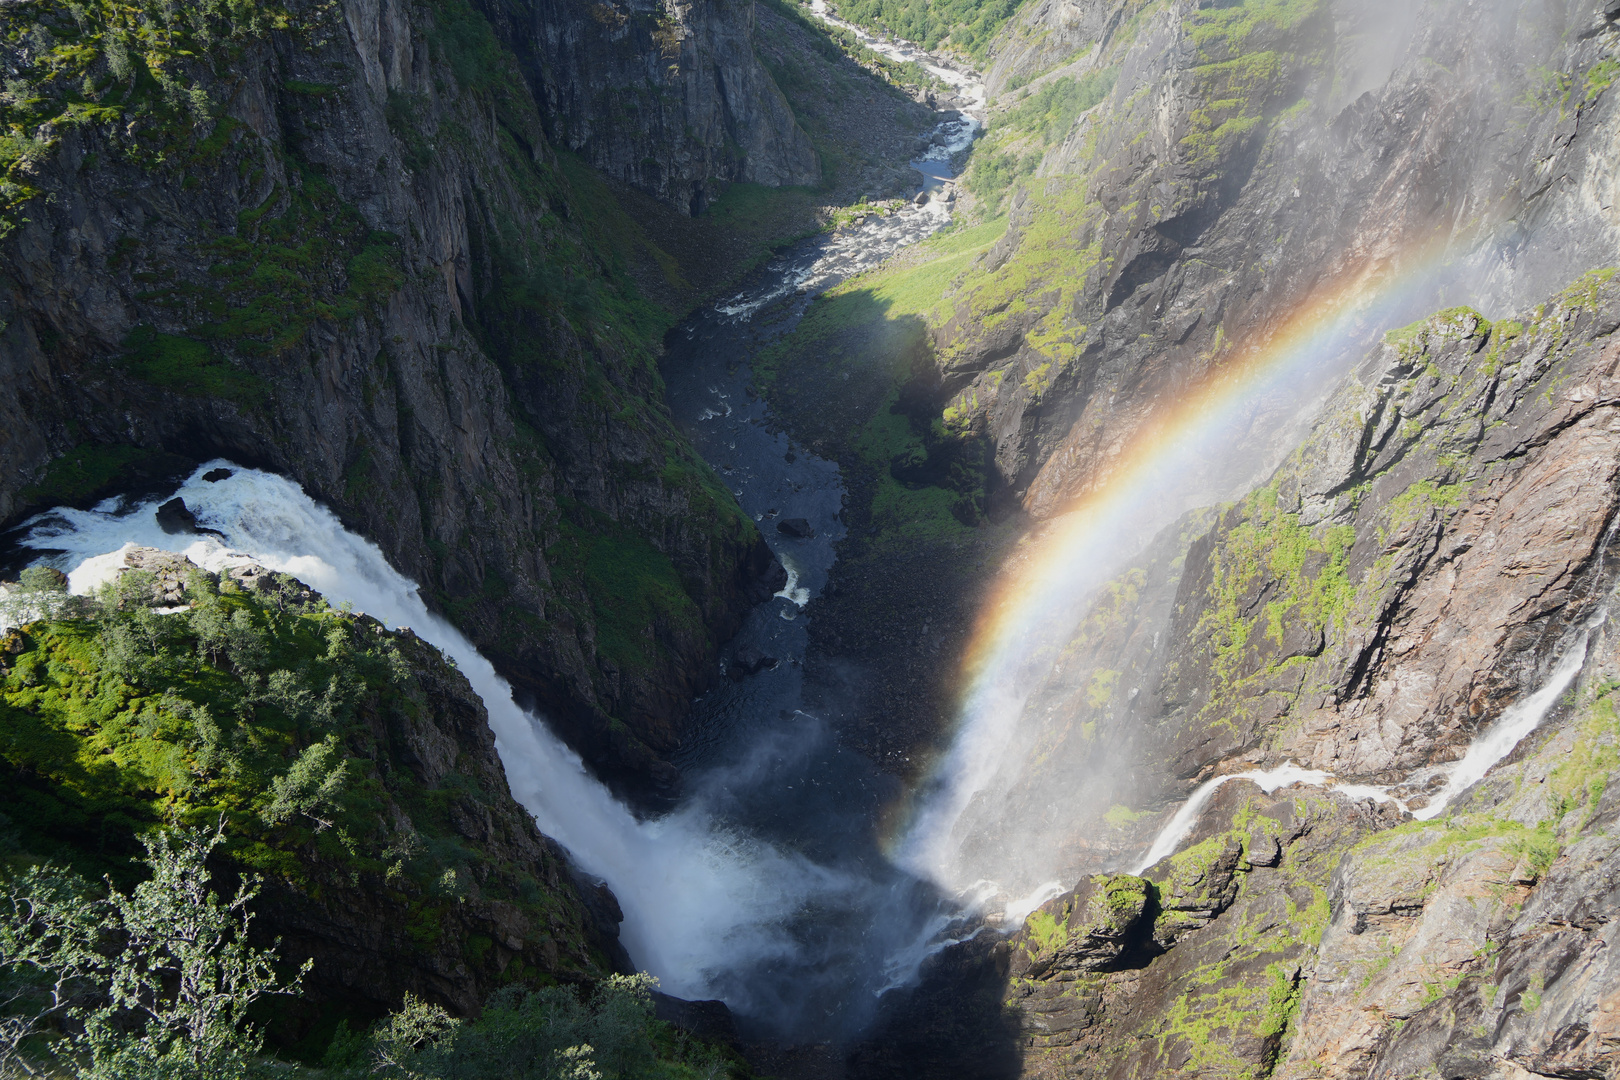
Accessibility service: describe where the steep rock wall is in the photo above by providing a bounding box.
[960,277,1620,1080]
[936,0,1620,515]
[480,0,820,212]
[0,0,804,798]
[0,553,616,1034]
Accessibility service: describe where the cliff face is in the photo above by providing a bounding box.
[0,0,811,797]
[480,0,820,212]
[934,0,1620,514]
[969,275,1620,1080]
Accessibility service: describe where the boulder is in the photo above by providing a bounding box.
[154,497,224,538]
[777,517,815,538]
[1009,874,1152,980]
[730,644,780,680]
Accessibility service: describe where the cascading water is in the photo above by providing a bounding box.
[885,259,1458,902]
[14,465,874,1015]
[1129,765,1399,875]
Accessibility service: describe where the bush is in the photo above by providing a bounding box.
[359,975,734,1080]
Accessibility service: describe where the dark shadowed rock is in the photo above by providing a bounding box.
[155,497,224,538]
[778,517,816,538]
[730,644,780,680]
[653,993,742,1049]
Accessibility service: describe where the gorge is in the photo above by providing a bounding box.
[3,0,1620,1078]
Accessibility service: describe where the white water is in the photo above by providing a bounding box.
[1410,615,1603,821]
[13,463,860,1011]
[806,0,987,125]
[772,555,812,608]
[1127,610,1608,869]
[713,196,954,324]
[1130,764,1399,875]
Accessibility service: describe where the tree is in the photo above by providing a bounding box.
[259,738,347,832]
[0,822,308,1080]
[0,567,77,631]
[0,866,105,1077]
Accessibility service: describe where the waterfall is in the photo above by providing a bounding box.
[1129,764,1399,875]
[13,462,861,1015]
[1410,614,1605,821]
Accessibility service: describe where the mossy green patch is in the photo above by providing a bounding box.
[546,512,705,678]
[0,577,550,941]
[19,443,178,506]
[0,0,322,234]
[119,326,269,408]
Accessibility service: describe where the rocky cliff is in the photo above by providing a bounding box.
[940,0,1620,513]
[0,0,822,797]
[0,550,616,1044]
[950,270,1620,1080]
[480,0,820,212]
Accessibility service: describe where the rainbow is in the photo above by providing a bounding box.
[889,242,1463,886]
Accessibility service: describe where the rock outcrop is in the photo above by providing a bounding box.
[0,553,617,1034]
[0,0,813,797]
[936,0,1620,516]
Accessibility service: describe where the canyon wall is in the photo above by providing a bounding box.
[916,267,1620,1080]
[0,0,817,797]
[0,553,620,1036]
[938,0,1620,513]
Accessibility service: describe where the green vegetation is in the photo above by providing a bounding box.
[1024,906,1071,955]
[1196,484,1355,695]
[0,566,587,971]
[2,826,735,1080]
[761,0,945,95]
[187,175,406,357]
[1104,804,1149,829]
[755,219,1008,553]
[1586,59,1620,98]
[998,70,1119,145]
[811,0,1030,60]
[1126,793,1343,1079]
[95,146,405,402]
[18,443,180,506]
[119,328,270,409]
[1383,306,1491,360]
[335,975,736,1080]
[546,511,706,677]
[1178,0,1325,175]
[1,822,308,1079]
[968,70,1116,212]
[0,0,323,235]
[1547,677,1620,830]
[939,178,1103,383]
